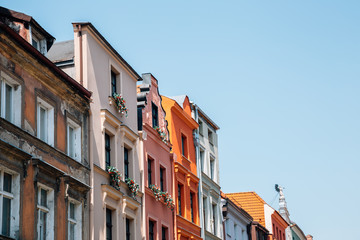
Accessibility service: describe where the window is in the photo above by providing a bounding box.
[161,226,167,240]
[149,220,155,240]
[203,197,207,231]
[105,133,111,169]
[31,29,46,55]
[67,118,81,162]
[212,204,217,235]
[37,184,54,240]
[181,135,187,157]
[190,192,195,222]
[148,158,152,186]
[37,97,54,146]
[200,150,204,172]
[0,74,21,126]
[0,170,19,238]
[160,167,165,192]
[208,130,213,145]
[177,184,182,216]
[111,70,117,96]
[152,102,158,128]
[68,200,82,240]
[198,120,203,136]
[106,208,113,240]
[210,157,215,180]
[124,148,129,179]
[126,218,131,240]
[32,37,39,50]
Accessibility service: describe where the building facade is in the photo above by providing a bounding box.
[191,103,223,240]
[137,73,175,240]
[48,22,143,240]
[162,95,202,240]
[227,192,289,240]
[221,193,252,240]
[0,7,91,240]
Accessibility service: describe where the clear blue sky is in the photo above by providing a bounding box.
[5,1,360,239]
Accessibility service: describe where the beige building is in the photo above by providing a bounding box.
[48,22,144,240]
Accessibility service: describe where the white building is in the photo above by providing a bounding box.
[221,195,252,240]
[48,22,144,240]
[192,103,223,240]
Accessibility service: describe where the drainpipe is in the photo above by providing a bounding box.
[77,24,83,85]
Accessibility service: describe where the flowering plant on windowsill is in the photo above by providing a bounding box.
[149,184,162,201]
[153,126,167,144]
[111,93,128,117]
[162,191,175,211]
[125,177,139,198]
[107,166,122,190]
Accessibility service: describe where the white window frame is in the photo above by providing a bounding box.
[30,26,47,55]
[37,97,54,146]
[68,198,82,240]
[0,72,21,127]
[0,168,20,238]
[67,118,81,162]
[37,183,54,240]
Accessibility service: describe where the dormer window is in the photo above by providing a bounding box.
[30,27,47,55]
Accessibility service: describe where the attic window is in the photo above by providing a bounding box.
[31,28,47,54]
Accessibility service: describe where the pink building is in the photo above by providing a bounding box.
[138,73,175,240]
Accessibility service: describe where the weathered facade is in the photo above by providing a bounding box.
[0,7,91,240]
[192,103,222,240]
[137,73,175,240]
[162,95,202,240]
[48,22,143,240]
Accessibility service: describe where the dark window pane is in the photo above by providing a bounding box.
[40,189,47,207]
[106,209,112,240]
[148,159,152,186]
[111,71,117,96]
[190,192,194,222]
[149,220,154,240]
[181,135,186,156]
[69,202,75,219]
[124,148,129,179]
[105,133,111,169]
[126,218,131,240]
[2,197,11,236]
[152,103,158,128]
[178,184,182,216]
[5,84,12,122]
[3,173,12,193]
[160,168,164,192]
[162,227,167,240]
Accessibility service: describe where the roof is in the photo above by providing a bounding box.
[227,192,267,226]
[168,95,187,109]
[0,6,55,50]
[221,192,253,222]
[47,40,74,63]
[0,21,91,99]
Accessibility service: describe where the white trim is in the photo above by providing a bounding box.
[67,118,82,162]
[0,72,21,127]
[37,97,54,146]
[68,198,82,240]
[37,183,54,240]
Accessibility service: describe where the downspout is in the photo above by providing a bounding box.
[78,24,83,85]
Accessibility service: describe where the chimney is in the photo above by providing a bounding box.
[306,235,313,240]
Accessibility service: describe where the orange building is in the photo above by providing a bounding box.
[227,192,289,240]
[162,95,202,240]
